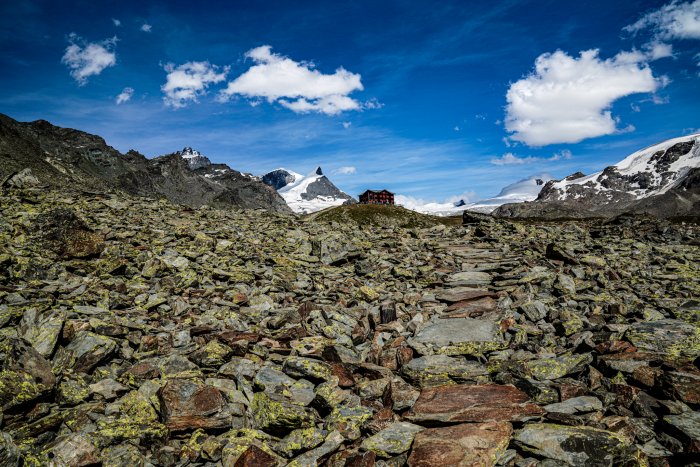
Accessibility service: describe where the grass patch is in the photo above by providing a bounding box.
[306,204,461,228]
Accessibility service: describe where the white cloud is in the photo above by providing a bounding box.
[161,61,228,108]
[112,18,121,27]
[219,45,364,115]
[61,34,117,85]
[645,41,674,60]
[342,121,352,129]
[333,166,356,175]
[505,49,663,146]
[141,23,152,32]
[491,153,537,165]
[624,1,700,40]
[115,87,134,104]
[363,98,384,110]
[491,149,572,165]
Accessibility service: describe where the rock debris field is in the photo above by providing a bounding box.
[0,187,699,466]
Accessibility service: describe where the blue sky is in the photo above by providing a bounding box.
[1,0,699,203]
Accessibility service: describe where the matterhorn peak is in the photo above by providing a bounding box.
[314,167,323,176]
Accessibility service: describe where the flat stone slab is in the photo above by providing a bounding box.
[442,297,497,318]
[515,423,630,466]
[401,355,488,388]
[408,422,512,467]
[406,384,543,423]
[544,396,603,415]
[445,271,492,286]
[409,318,506,356]
[435,288,496,304]
[626,319,700,363]
[360,422,424,458]
[663,411,700,453]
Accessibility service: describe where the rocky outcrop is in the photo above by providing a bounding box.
[262,168,300,190]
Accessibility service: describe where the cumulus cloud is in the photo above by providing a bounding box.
[115,87,134,104]
[505,49,663,146]
[624,1,700,40]
[112,18,121,27]
[219,45,364,115]
[161,61,228,108]
[141,23,152,32]
[61,34,117,85]
[491,149,572,165]
[332,166,356,175]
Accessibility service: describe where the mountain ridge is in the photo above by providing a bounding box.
[0,114,291,213]
[492,133,700,219]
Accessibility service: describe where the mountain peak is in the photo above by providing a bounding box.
[176,147,211,170]
[315,166,323,176]
[179,147,203,159]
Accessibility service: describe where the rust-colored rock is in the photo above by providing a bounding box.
[443,297,497,318]
[159,379,232,431]
[234,445,277,467]
[331,363,356,387]
[408,422,512,467]
[406,384,543,424]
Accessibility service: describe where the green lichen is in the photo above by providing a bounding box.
[95,391,168,446]
[435,340,507,357]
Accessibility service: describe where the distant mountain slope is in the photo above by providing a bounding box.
[0,114,290,212]
[262,167,355,213]
[465,175,553,213]
[494,133,700,219]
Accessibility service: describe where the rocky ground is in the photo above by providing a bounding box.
[0,186,699,466]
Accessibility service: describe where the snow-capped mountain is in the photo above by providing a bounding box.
[177,147,212,170]
[394,196,471,216]
[539,133,700,203]
[396,175,553,216]
[494,133,700,219]
[465,175,554,213]
[263,167,355,214]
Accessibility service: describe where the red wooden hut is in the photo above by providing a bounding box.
[359,189,394,205]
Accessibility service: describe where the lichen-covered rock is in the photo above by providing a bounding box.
[408,318,506,356]
[32,208,104,258]
[663,411,700,453]
[282,356,333,382]
[325,405,373,441]
[521,353,592,381]
[626,319,700,363]
[251,392,318,435]
[0,432,22,466]
[401,354,488,388]
[360,422,423,458]
[61,331,118,373]
[95,391,168,446]
[0,337,56,410]
[514,423,630,466]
